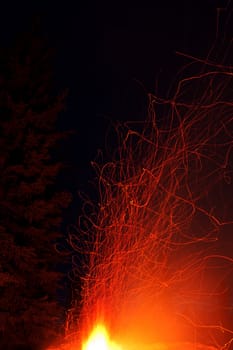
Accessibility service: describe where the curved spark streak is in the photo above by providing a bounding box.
[46,4,233,349]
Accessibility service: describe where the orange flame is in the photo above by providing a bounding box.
[46,6,233,350]
[82,324,122,350]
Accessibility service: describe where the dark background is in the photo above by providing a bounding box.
[0,0,232,343]
[0,0,228,225]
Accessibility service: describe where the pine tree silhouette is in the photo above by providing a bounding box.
[0,22,72,350]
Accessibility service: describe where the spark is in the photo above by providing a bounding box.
[46,4,233,350]
[73,59,233,348]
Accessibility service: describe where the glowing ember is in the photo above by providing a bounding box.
[69,64,232,348]
[82,324,122,350]
[46,5,233,350]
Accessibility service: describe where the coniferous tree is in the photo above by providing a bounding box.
[0,28,71,350]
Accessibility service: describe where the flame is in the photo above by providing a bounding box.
[82,324,122,350]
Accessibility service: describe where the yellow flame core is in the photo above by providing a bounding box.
[82,324,122,350]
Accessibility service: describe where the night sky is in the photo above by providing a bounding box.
[0,1,227,222]
[1,0,233,345]
[0,1,230,254]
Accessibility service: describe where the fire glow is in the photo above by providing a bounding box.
[69,62,233,350]
[82,324,122,350]
[47,23,233,350]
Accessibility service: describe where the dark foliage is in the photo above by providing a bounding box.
[0,27,71,349]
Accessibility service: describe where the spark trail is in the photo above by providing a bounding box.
[47,9,233,350]
[65,64,233,349]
